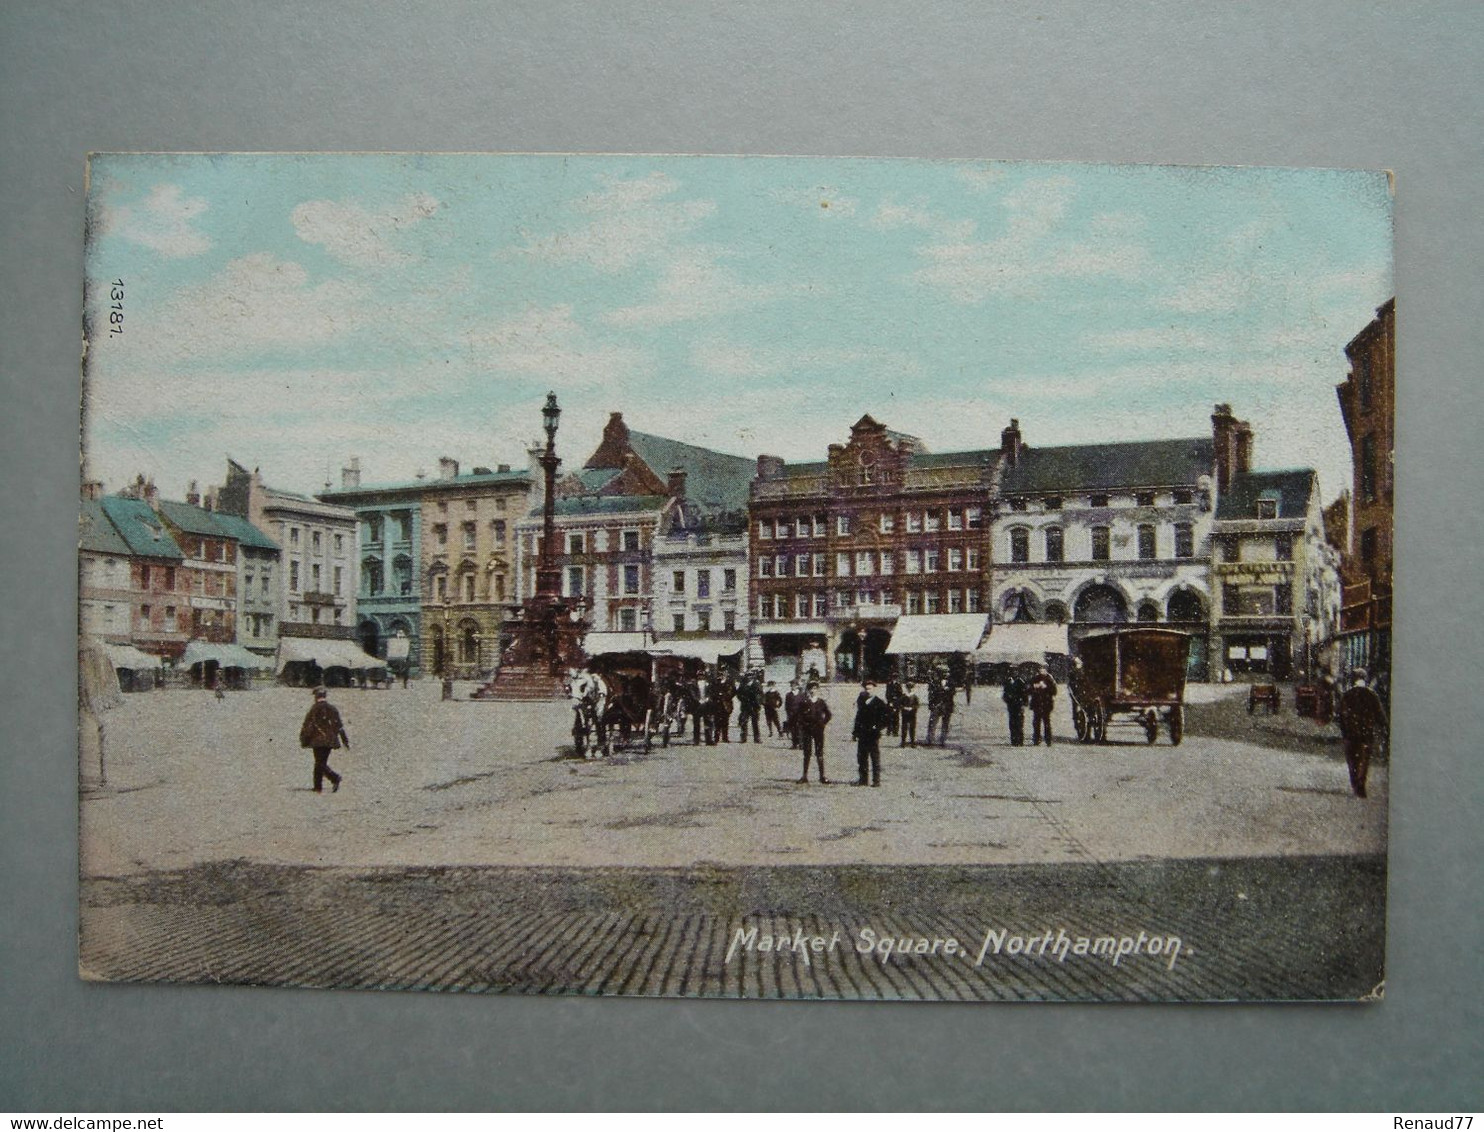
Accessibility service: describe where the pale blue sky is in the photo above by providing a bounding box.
[83,154,1391,502]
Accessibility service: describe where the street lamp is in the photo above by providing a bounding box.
[542,391,561,446]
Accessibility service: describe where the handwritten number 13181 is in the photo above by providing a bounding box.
[108,279,123,334]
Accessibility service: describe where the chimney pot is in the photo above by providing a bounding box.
[667,467,688,498]
[438,457,459,480]
[1000,419,1024,467]
[756,454,785,480]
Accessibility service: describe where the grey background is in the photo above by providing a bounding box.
[2,0,1480,1112]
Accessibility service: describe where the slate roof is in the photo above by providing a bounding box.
[156,499,230,538]
[98,497,184,559]
[1000,437,1215,494]
[320,467,531,503]
[1215,469,1317,521]
[624,430,754,515]
[551,494,671,518]
[209,511,280,551]
[911,448,998,469]
[78,499,133,556]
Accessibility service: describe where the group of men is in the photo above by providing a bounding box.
[1000,666,1060,746]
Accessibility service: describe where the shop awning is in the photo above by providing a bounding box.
[884,614,989,656]
[657,637,747,663]
[105,643,164,671]
[183,640,275,670]
[275,638,383,674]
[581,632,653,657]
[972,623,1070,664]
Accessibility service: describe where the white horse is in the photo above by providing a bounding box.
[566,669,609,758]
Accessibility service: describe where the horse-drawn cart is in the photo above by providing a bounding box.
[1069,628,1190,745]
[568,650,704,757]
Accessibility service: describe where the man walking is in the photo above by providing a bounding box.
[763,680,783,737]
[851,679,891,787]
[899,681,921,747]
[1002,670,1028,746]
[1029,665,1057,746]
[298,685,349,793]
[796,681,832,784]
[926,671,956,746]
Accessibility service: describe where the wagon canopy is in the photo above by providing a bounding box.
[274,638,382,674]
[104,642,164,672]
[884,614,988,656]
[183,640,275,671]
[583,632,653,657]
[658,638,747,664]
[972,623,1069,665]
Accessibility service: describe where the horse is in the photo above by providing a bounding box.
[567,670,608,758]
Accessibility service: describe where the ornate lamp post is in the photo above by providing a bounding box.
[537,392,563,600]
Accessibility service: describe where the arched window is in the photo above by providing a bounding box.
[458,619,480,665]
[361,558,384,595]
[392,555,412,596]
[1167,588,1205,624]
[1009,527,1030,564]
[1074,584,1127,624]
[1044,526,1064,563]
[1043,600,1070,625]
[1137,600,1160,622]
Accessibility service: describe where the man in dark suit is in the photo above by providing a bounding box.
[1002,671,1028,746]
[783,679,804,749]
[885,675,904,736]
[1029,666,1057,746]
[898,681,921,747]
[796,682,833,784]
[691,673,713,745]
[736,671,763,742]
[763,681,783,737]
[851,679,892,787]
[298,685,350,793]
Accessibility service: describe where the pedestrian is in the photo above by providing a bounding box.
[713,670,735,744]
[1339,675,1387,798]
[885,674,904,737]
[926,671,955,746]
[851,679,891,787]
[899,681,920,747]
[691,672,714,745]
[1029,665,1057,746]
[1002,670,1028,746]
[763,680,783,737]
[783,679,804,749]
[796,681,833,784]
[298,685,349,793]
[736,671,763,743]
[212,669,226,702]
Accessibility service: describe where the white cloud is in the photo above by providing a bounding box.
[956,165,1006,192]
[291,192,439,267]
[768,184,860,218]
[691,340,923,379]
[514,172,716,273]
[466,304,652,390]
[601,247,805,328]
[99,183,212,258]
[1083,326,1222,354]
[868,196,975,241]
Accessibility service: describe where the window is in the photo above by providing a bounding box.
[462,574,475,602]
[813,553,826,577]
[813,514,827,537]
[796,555,810,578]
[333,566,343,594]
[759,520,772,540]
[1043,497,1061,512]
[1090,494,1110,508]
[967,589,981,613]
[906,512,923,533]
[261,574,270,596]
[622,529,640,552]
[1256,499,1278,520]
[312,531,322,553]
[814,593,828,617]
[1138,524,1156,560]
[140,564,151,588]
[724,611,736,632]
[834,590,851,609]
[311,564,321,590]
[948,509,963,531]
[623,564,640,594]
[1275,533,1293,561]
[139,603,151,625]
[906,591,922,614]
[1222,583,1239,616]
[1275,584,1293,616]
[697,570,712,598]
[924,549,940,573]
[1010,528,1029,564]
[1173,489,1193,506]
[567,566,586,598]
[493,574,505,602]
[619,608,638,631]
[857,590,874,607]
[673,614,686,633]
[434,523,448,547]
[796,594,810,618]
[290,528,300,547]
[698,610,712,631]
[465,500,477,512]
[462,522,477,550]
[775,554,788,577]
[906,549,922,575]
[774,594,787,618]
[1174,523,1194,559]
[567,532,585,555]
[836,515,851,536]
[672,570,686,593]
[495,497,506,512]
[1357,355,1373,410]
[723,568,736,592]
[925,591,942,613]
[435,574,447,602]
[836,552,851,577]
[163,606,176,631]
[759,557,774,578]
[879,551,894,576]
[164,566,175,589]
[1135,492,1155,508]
[855,551,874,576]
[1091,527,1110,561]
[967,547,982,571]
[491,520,506,545]
[797,516,811,539]
[966,505,983,528]
[948,589,963,613]
[1008,498,1027,512]
[757,595,769,619]
[289,561,300,591]
[925,511,941,532]
[879,512,895,533]
[948,547,964,572]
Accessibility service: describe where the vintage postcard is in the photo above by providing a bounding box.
[78,154,1393,1001]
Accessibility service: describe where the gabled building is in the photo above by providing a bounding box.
[79,489,139,646]
[155,496,244,645]
[205,505,282,656]
[990,416,1218,678]
[750,414,998,681]
[95,485,195,660]
[1210,468,1341,681]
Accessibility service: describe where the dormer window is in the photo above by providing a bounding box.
[1089,494,1110,508]
[1256,499,1278,520]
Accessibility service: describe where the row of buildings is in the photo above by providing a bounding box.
[82,301,1394,688]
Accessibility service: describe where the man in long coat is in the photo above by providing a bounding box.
[851,679,892,787]
[796,682,833,784]
[1002,671,1028,746]
[1029,666,1057,746]
[783,679,804,749]
[298,685,350,793]
[763,681,783,737]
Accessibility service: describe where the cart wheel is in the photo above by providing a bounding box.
[1073,702,1089,742]
[1090,704,1106,743]
[1169,706,1183,746]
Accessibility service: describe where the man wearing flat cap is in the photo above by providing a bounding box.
[298,685,350,793]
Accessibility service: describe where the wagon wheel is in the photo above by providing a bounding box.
[1073,700,1089,742]
[1168,705,1183,746]
[1089,703,1106,743]
[571,710,587,757]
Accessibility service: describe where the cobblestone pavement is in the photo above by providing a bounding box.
[78,681,1387,1000]
[81,855,1385,1001]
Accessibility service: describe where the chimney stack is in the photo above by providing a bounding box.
[667,467,688,499]
[81,480,104,501]
[497,463,510,473]
[1211,403,1237,493]
[1000,418,1024,467]
[341,457,361,490]
[186,480,201,507]
[438,456,459,481]
[756,454,785,480]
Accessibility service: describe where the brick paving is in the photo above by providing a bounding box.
[81,854,1385,1001]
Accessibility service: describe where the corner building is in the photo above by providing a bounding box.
[749,415,997,682]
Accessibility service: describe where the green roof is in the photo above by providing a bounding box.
[1001,437,1215,494]
[79,499,133,556]
[911,448,998,469]
[320,467,531,503]
[156,499,229,538]
[1216,469,1317,520]
[99,497,185,559]
[625,430,754,515]
[551,494,671,518]
[209,511,280,551]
